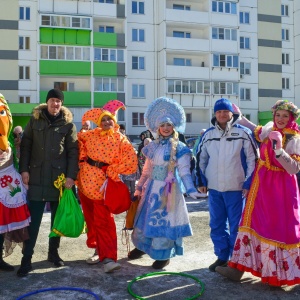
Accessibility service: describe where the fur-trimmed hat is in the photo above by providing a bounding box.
[144,97,186,133]
[214,98,234,113]
[46,89,64,102]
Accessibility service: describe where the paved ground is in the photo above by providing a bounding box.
[1,197,300,299]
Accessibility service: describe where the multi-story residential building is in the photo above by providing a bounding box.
[0,0,298,140]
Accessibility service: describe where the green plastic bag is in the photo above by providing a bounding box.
[49,189,85,238]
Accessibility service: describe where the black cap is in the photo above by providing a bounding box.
[46,89,64,102]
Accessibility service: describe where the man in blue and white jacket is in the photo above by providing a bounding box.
[196,98,258,272]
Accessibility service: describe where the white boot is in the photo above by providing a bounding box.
[103,258,121,273]
[86,249,100,265]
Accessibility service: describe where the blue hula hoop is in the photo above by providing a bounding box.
[16,287,100,300]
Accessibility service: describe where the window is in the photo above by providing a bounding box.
[240,62,251,75]
[132,112,144,126]
[281,5,288,16]
[214,82,238,95]
[132,29,145,42]
[132,56,145,70]
[19,36,30,50]
[41,45,91,61]
[98,0,114,3]
[19,66,30,80]
[173,58,191,66]
[19,96,30,103]
[240,88,251,100]
[94,48,124,62]
[41,15,90,29]
[212,1,237,14]
[213,54,238,68]
[168,80,210,94]
[282,53,290,65]
[132,84,145,98]
[240,12,250,24]
[282,78,290,90]
[212,27,237,41]
[95,77,124,92]
[173,31,191,38]
[282,29,289,41]
[173,4,190,10]
[20,7,30,20]
[132,1,144,14]
[186,113,192,123]
[240,37,250,49]
[99,26,114,33]
[53,82,75,91]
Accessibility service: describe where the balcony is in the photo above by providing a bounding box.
[165,9,209,25]
[166,65,209,80]
[166,37,209,52]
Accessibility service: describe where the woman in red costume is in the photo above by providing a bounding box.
[77,100,137,273]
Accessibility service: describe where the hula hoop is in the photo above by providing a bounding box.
[16,287,100,300]
[128,271,205,300]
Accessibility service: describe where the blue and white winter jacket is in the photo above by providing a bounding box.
[196,114,258,192]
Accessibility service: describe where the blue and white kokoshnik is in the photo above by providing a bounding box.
[144,97,186,133]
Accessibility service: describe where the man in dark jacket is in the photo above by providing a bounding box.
[17,89,79,277]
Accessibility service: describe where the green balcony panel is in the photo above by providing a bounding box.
[40,28,91,46]
[94,62,117,76]
[93,32,117,47]
[65,30,77,45]
[12,116,31,129]
[258,111,273,125]
[9,103,38,128]
[94,92,117,107]
[77,30,91,45]
[9,103,37,115]
[40,28,54,44]
[40,91,91,106]
[40,60,91,76]
[53,28,65,44]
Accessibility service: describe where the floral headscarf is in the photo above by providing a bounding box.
[271,100,300,132]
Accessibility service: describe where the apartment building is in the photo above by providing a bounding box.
[0,0,297,137]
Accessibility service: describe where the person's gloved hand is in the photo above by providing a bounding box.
[134,190,141,196]
[133,190,141,201]
[268,131,283,149]
[232,103,241,114]
[189,191,207,199]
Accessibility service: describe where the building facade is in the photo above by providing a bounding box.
[0,0,298,139]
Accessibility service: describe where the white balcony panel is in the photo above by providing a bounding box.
[166,65,210,80]
[93,3,117,18]
[211,69,239,81]
[211,40,239,54]
[210,14,238,28]
[40,0,91,15]
[165,9,209,25]
[166,37,209,52]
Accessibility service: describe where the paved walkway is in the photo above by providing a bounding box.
[1,197,300,299]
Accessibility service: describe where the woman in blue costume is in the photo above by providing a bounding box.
[128,97,204,269]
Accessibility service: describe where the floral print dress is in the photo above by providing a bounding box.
[229,122,300,286]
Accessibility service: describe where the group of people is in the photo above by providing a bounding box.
[1,89,300,287]
[196,98,300,287]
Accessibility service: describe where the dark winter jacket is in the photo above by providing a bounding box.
[19,104,79,202]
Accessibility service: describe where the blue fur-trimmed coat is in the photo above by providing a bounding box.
[131,138,196,260]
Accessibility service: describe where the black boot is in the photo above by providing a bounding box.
[152,259,170,269]
[0,256,14,272]
[48,237,64,267]
[17,256,32,277]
